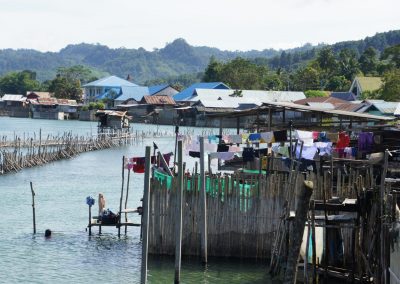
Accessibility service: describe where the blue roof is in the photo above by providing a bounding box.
[148,84,169,95]
[173,82,230,101]
[95,87,121,100]
[83,75,138,88]
[330,92,356,101]
[115,86,150,102]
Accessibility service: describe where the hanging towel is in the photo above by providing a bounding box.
[296,145,318,160]
[229,135,243,144]
[249,133,261,142]
[243,147,255,162]
[260,132,275,143]
[273,130,287,142]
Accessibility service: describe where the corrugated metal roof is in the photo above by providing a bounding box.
[370,101,399,114]
[114,86,150,102]
[26,91,52,98]
[334,103,366,112]
[330,92,356,101]
[1,94,25,101]
[173,82,230,101]
[394,104,400,116]
[295,96,346,106]
[187,89,305,105]
[83,76,138,88]
[307,102,335,109]
[141,95,175,105]
[208,101,395,122]
[148,84,169,95]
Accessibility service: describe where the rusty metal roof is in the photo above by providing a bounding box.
[141,95,175,105]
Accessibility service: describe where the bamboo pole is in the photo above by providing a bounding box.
[175,140,183,283]
[124,168,131,235]
[30,181,36,234]
[199,136,208,263]
[118,156,125,238]
[141,146,151,284]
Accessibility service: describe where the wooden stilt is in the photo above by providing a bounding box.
[118,156,125,238]
[199,137,208,264]
[175,141,183,283]
[30,181,36,235]
[141,146,151,284]
[283,180,314,284]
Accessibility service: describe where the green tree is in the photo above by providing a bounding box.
[337,49,360,80]
[48,74,82,101]
[316,47,338,75]
[0,70,40,95]
[203,56,223,82]
[359,47,378,75]
[325,75,351,91]
[378,69,400,101]
[304,90,327,98]
[381,44,400,68]
[293,66,320,91]
[57,65,93,83]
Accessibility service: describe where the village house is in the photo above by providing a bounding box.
[0,94,30,117]
[26,91,52,101]
[148,84,179,97]
[173,82,230,101]
[82,75,140,104]
[30,98,79,120]
[349,76,383,98]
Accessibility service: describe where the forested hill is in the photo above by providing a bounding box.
[0,30,399,83]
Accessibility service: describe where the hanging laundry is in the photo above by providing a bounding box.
[243,147,255,162]
[209,152,236,161]
[249,133,261,142]
[358,132,374,153]
[217,144,229,152]
[296,145,318,160]
[344,147,354,159]
[314,142,332,156]
[242,133,249,142]
[260,132,274,143]
[131,157,146,173]
[273,130,287,142]
[312,131,319,140]
[336,132,350,149]
[318,132,329,142]
[278,146,290,157]
[204,142,218,153]
[255,148,268,158]
[189,151,200,158]
[295,130,314,146]
[229,145,241,152]
[326,132,338,143]
[229,135,243,144]
[208,135,218,144]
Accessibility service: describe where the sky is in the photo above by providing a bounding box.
[0,0,398,52]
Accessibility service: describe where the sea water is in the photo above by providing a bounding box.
[0,117,275,283]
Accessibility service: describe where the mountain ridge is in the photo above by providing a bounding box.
[0,30,399,83]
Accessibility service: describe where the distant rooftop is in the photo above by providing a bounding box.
[173,82,230,101]
[83,75,138,88]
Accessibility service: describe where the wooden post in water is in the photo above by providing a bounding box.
[30,182,36,234]
[118,156,125,238]
[283,180,314,284]
[175,140,183,283]
[124,168,131,235]
[199,136,208,263]
[141,146,151,284]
